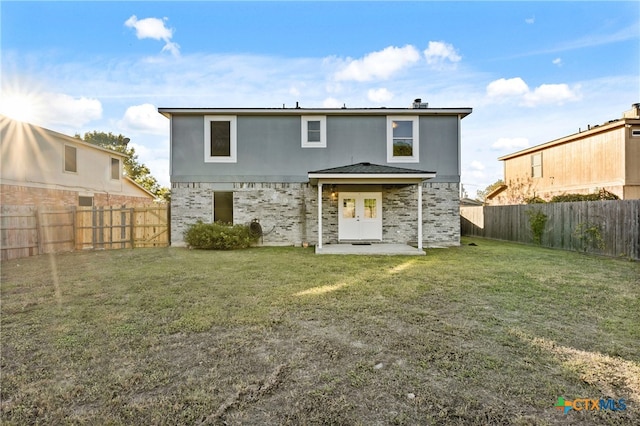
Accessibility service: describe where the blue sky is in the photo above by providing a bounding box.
[2,1,639,194]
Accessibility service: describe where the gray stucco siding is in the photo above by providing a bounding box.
[419,115,460,181]
[170,114,460,183]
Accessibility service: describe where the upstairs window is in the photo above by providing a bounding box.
[531,152,543,178]
[387,116,419,162]
[111,158,120,180]
[632,129,640,137]
[64,145,77,172]
[205,116,237,162]
[301,116,327,148]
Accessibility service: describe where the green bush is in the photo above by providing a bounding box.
[525,209,548,245]
[525,196,546,204]
[550,189,619,203]
[183,221,258,250]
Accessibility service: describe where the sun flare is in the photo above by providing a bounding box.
[0,93,40,123]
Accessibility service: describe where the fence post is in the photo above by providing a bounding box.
[167,203,171,246]
[130,208,135,249]
[34,207,43,255]
[72,206,77,250]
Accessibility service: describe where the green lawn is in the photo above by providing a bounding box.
[1,238,638,425]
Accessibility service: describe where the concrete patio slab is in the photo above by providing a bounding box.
[315,243,426,255]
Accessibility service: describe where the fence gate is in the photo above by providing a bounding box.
[75,206,168,250]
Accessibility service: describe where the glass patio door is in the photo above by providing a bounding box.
[338,192,382,241]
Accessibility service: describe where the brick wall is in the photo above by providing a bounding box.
[0,184,154,208]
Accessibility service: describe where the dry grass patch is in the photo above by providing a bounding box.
[1,239,638,425]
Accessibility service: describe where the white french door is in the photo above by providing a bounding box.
[338,192,382,241]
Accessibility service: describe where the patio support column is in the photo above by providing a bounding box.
[417,182,423,250]
[317,183,323,249]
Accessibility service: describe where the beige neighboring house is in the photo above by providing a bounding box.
[0,115,156,207]
[488,104,640,205]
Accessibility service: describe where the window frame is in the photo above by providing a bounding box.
[631,128,640,137]
[110,157,121,180]
[212,191,234,224]
[78,196,94,207]
[301,116,327,148]
[64,144,77,173]
[386,116,419,163]
[531,152,543,178]
[204,115,237,163]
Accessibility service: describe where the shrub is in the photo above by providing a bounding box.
[573,222,605,252]
[183,221,258,250]
[525,196,546,204]
[550,189,619,203]
[525,209,548,245]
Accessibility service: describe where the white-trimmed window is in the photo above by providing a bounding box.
[531,152,543,178]
[205,115,237,163]
[64,144,77,172]
[110,157,120,180]
[301,116,327,148]
[632,129,640,137]
[387,116,419,162]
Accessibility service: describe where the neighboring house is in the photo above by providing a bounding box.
[460,197,483,207]
[160,99,472,250]
[488,104,640,205]
[0,115,156,207]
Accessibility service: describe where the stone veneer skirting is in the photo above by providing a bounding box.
[171,182,460,247]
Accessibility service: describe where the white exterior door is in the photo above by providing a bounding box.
[338,192,382,241]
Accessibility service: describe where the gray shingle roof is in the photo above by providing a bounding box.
[309,162,435,175]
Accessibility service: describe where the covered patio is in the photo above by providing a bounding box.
[308,162,436,254]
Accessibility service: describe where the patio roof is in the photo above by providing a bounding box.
[308,162,436,185]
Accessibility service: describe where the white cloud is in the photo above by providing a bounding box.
[470,160,485,170]
[322,97,343,108]
[486,78,581,106]
[486,77,529,98]
[125,15,180,56]
[553,58,562,66]
[491,137,530,151]
[119,103,169,135]
[525,16,535,24]
[128,141,170,187]
[289,86,301,97]
[368,88,393,104]
[423,41,461,70]
[523,83,581,106]
[334,45,421,82]
[37,93,102,127]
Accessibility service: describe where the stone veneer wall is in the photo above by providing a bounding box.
[422,182,460,247]
[171,181,460,247]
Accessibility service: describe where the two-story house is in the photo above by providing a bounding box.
[0,115,155,207]
[488,104,640,205]
[159,100,472,251]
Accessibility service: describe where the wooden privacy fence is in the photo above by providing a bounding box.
[1,205,169,261]
[461,200,640,260]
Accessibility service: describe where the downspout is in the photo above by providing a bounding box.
[418,182,423,250]
[317,183,323,249]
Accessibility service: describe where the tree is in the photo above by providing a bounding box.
[476,179,504,202]
[78,131,170,202]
